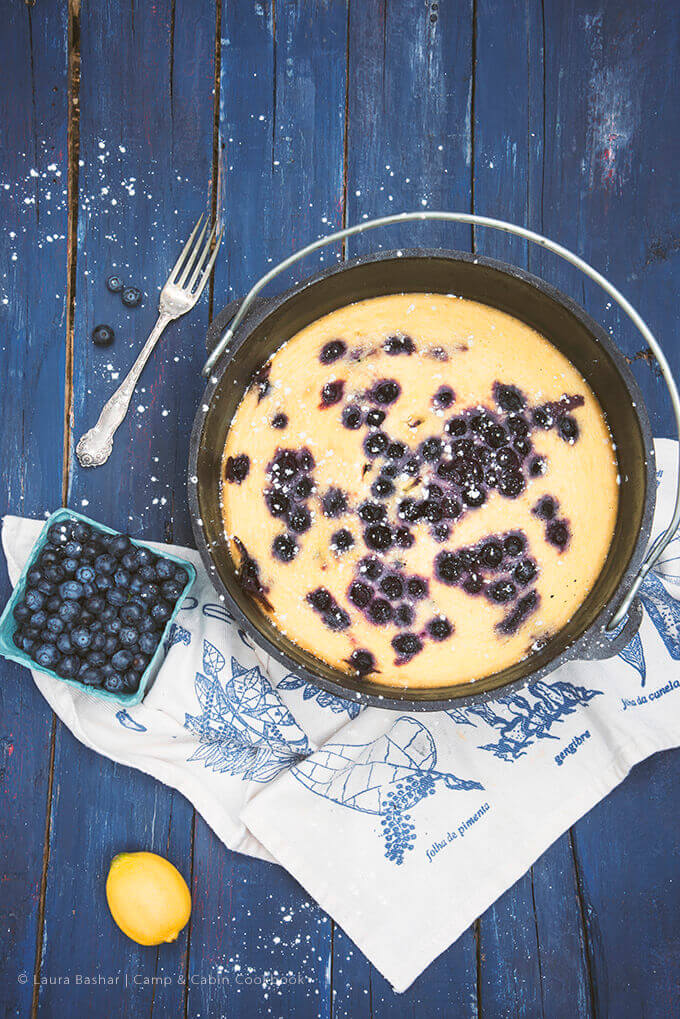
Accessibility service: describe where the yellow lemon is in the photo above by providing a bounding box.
[106,851,191,946]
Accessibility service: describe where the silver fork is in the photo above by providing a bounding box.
[76,214,223,467]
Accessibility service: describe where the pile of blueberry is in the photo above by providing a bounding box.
[10,517,190,695]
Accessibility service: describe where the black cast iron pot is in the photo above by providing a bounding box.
[188,247,655,710]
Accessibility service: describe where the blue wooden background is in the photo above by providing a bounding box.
[1,0,678,1015]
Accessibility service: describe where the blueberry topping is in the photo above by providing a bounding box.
[342,405,363,430]
[395,603,415,626]
[488,579,516,603]
[92,324,115,347]
[497,472,524,498]
[395,527,415,548]
[384,333,415,355]
[494,382,526,413]
[435,552,461,585]
[331,528,354,553]
[529,455,546,477]
[420,437,443,461]
[533,495,557,520]
[371,476,394,499]
[391,633,422,659]
[321,488,347,518]
[121,286,142,308]
[272,534,298,562]
[319,339,347,364]
[266,490,290,517]
[480,541,504,568]
[360,557,383,580]
[427,617,453,641]
[445,416,468,437]
[106,274,124,293]
[348,581,372,608]
[503,534,526,557]
[225,453,250,484]
[349,649,376,675]
[546,519,570,550]
[371,379,401,405]
[271,413,288,430]
[369,598,393,625]
[498,590,539,635]
[363,431,389,457]
[386,441,407,460]
[406,577,428,599]
[321,380,345,407]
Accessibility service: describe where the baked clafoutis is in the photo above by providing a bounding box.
[221,293,619,688]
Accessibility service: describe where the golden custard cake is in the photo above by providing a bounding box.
[220,293,619,688]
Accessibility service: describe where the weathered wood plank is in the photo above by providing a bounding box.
[0,1,69,1015]
[334,0,478,1011]
[185,2,347,1016]
[35,1,215,1015]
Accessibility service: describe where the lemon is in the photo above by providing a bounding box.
[106,851,191,946]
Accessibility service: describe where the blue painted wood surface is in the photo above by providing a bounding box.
[0,1,678,1016]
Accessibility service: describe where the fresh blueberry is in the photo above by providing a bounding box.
[81,541,101,560]
[90,632,107,652]
[24,589,45,612]
[119,603,142,625]
[45,615,65,636]
[58,580,84,601]
[79,666,103,686]
[75,564,95,584]
[109,534,132,558]
[36,578,56,596]
[12,631,24,649]
[121,286,142,308]
[150,601,172,624]
[119,626,139,647]
[154,558,174,581]
[139,583,160,604]
[70,627,92,651]
[106,274,125,293]
[103,634,120,656]
[103,673,126,693]
[92,324,115,347]
[48,523,70,545]
[81,581,96,599]
[137,615,156,634]
[56,655,79,678]
[43,564,66,585]
[72,522,92,543]
[26,566,43,587]
[107,586,129,607]
[95,574,113,592]
[100,604,118,624]
[134,547,154,568]
[13,603,31,624]
[131,652,150,673]
[113,568,131,588]
[95,554,117,576]
[138,632,158,655]
[87,651,107,668]
[173,566,189,586]
[56,631,73,654]
[121,551,138,572]
[85,595,106,615]
[35,643,60,669]
[111,649,133,672]
[122,670,141,692]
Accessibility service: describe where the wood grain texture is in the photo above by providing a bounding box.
[35,1,215,1014]
[0,1,69,1015]
[185,3,347,1015]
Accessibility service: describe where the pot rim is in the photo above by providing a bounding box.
[189,246,655,710]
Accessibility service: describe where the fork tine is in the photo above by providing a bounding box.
[169,213,204,283]
[191,227,224,297]
[177,219,209,287]
[187,223,217,291]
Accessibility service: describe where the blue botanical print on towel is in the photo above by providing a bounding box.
[292,717,482,865]
[116,709,147,732]
[184,640,311,782]
[448,678,603,763]
[277,674,363,719]
[164,621,192,654]
[640,571,680,659]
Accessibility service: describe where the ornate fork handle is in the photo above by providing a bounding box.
[76,313,172,467]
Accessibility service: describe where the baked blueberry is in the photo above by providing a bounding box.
[331,528,354,553]
[322,488,347,518]
[366,409,386,427]
[497,472,525,498]
[359,502,386,523]
[497,590,539,635]
[529,455,546,477]
[369,598,393,624]
[386,441,407,460]
[364,524,393,551]
[363,431,389,457]
[272,534,298,562]
[380,575,404,601]
[532,407,552,429]
[225,454,250,484]
[349,649,376,675]
[92,324,115,347]
[325,605,351,631]
[558,416,579,443]
[503,534,526,557]
[319,339,347,364]
[433,385,455,410]
[480,541,504,568]
[395,527,415,548]
[420,499,442,523]
[341,405,363,430]
[513,437,532,458]
[507,414,530,437]
[435,552,461,585]
[401,457,420,477]
[494,382,525,413]
[360,557,383,580]
[406,577,428,599]
[398,498,421,522]
[463,486,486,507]
[321,380,345,407]
[266,490,290,518]
[288,506,312,533]
[420,437,443,461]
[547,519,570,550]
[514,558,538,584]
[371,476,394,499]
[384,333,415,355]
[440,496,462,520]
[533,495,557,520]
[427,617,453,641]
[395,603,414,626]
[348,581,372,608]
[371,379,401,405]
[488,579,516,603]
[271,413,288,430]
[121,286,142,308]
[391,633,422,659]
[445,416,467,437]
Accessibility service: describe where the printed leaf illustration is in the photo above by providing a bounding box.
[278,673,363,718]
[618,630,647,686]
[640,572,680,660]
[116,709,147,732]
[184,642,311,782]
[292,717,482,865]
[164,621,192,654]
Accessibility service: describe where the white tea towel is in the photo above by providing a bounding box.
[3,438,680,992]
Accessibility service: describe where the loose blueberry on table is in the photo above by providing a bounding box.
[10,517,189,695]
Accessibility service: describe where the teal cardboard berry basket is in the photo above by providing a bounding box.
[0,508,196,706]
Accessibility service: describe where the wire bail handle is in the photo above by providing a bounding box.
[202,211,680,630]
